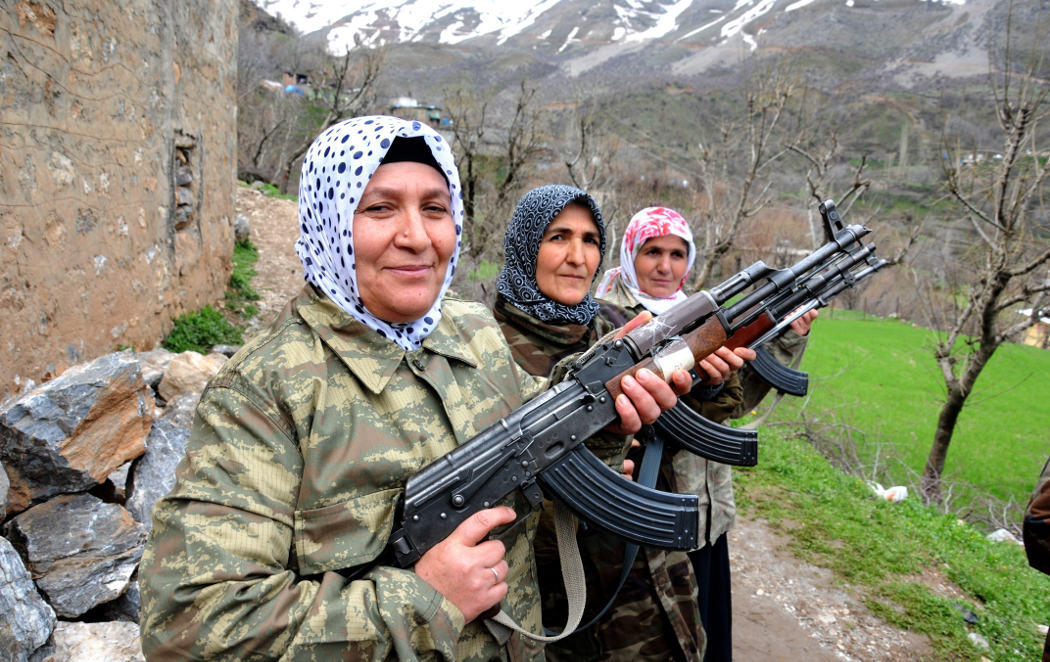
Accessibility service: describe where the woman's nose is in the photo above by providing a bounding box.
[394,209,428,249]
[567,238,586,264]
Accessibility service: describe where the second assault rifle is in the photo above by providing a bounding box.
[386,205,886,567]
[649,199,887,467]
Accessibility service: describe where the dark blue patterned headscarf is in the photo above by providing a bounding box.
[295,115,462,351]
[496,184,606,325]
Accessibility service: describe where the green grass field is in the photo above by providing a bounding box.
[763,308,1050,518]
[735,427,1050,660]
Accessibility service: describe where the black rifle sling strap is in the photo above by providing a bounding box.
[485,433,666,642]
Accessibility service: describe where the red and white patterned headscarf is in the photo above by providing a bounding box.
[595,206,696,314]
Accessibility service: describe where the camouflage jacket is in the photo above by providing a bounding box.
[1024,457,1050,575]
[598,280,746,545]
[492,294,628,378]
[495,296,705,662]
[140,286,546,662]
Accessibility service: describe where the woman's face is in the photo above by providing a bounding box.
[534,204,601,307]
[633,235,689,298]
[352,161,457,323]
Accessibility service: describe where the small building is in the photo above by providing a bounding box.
[1018,308,1050,348]
[389,97,445,128]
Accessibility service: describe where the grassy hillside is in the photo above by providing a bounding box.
[735,427,1050,660]
[759,308,1050,520]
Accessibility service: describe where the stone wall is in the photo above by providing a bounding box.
[0,0,238,397]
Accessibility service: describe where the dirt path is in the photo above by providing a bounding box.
[234,185,930,662]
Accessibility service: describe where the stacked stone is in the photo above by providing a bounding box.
[0,348,229,662]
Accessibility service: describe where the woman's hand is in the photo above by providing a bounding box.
[604,313,692,436]
[790,308,819,336]
[621,438,642,480]
[695,345,757,385]
[414,506,516,623]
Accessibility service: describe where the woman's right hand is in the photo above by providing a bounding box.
[413,506,516,623]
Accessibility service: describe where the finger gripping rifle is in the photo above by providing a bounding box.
[387,213,883,567]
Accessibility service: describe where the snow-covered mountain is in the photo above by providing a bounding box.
[257,0,964,51]
[251,0,1010,89]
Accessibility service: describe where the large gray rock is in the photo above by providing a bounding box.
[0,458,9,520]
[4,493,147,618]
[49,620,145,662]
[0,352,153,515]
[0,536,56,662]
[126,415,190,528]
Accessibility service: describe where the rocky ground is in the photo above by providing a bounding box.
[235,185,933,661]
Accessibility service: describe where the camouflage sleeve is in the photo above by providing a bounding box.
[139,381,465,661]
[1024,457,1050,575]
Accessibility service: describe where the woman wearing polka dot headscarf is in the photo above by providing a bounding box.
[139,116,685,661]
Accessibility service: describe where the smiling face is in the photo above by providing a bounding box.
[534,203,602,306]
[352,161,457,323]
[633,234,690,298]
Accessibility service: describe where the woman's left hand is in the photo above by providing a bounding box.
[605,366,690,435]
[695,345,757,385]
[790,308,819,336]
[604,311,691,435]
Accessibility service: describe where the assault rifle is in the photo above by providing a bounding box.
[649,199,887,467]
[387,207,883,567]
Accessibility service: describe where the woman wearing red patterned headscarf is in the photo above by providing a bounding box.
[595,206,696,313]
[598,205,814,662]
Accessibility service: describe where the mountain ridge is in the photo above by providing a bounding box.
[252,0,994,90]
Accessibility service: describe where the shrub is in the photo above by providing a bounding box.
[227,239,260,318]
[163,306,243,354]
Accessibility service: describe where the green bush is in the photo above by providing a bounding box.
[163,305,243,354]
[227,239,260,318]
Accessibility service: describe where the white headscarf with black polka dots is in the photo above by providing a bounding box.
[295,115,463,351]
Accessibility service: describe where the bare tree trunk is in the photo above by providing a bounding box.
[920,6,1050,503]
[922,385,964,504]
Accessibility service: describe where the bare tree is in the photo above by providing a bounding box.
[273,43,385,193]
[562,98,628,236]
[688,63,803,287]
[444,79,543,261]
[442,83,489,226]
[921,9,1050,503]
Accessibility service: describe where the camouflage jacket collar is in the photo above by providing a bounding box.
[493,295,592,347]
[296,286,479,395]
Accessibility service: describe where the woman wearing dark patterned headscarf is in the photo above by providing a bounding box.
[493,185,706,662]
[494,184,627,376]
